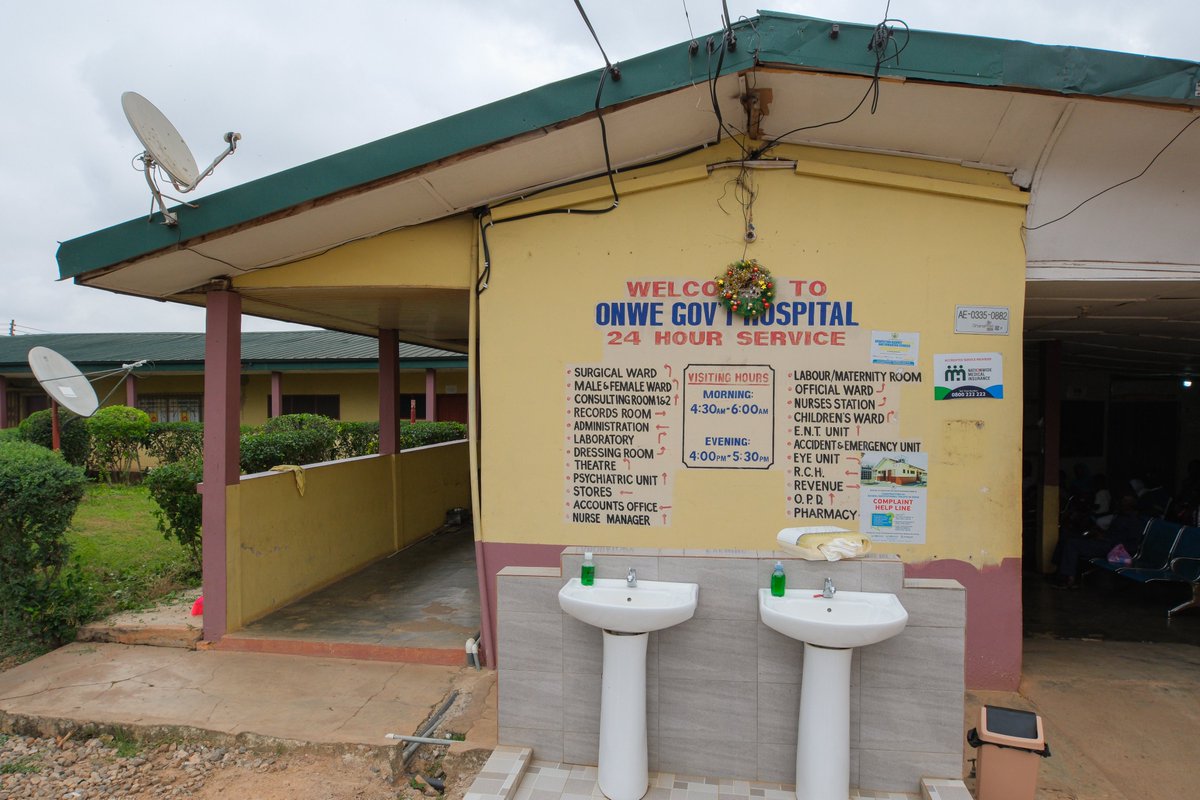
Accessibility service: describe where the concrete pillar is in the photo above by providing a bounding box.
[125,374,137,408]
[270,371,283,418]
[0,376,8,429]
[425,368,438,421]
[378,329,400,455]
[202,290,242,641]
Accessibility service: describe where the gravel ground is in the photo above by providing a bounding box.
[0,732,403,799]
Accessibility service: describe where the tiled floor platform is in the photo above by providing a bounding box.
[463,747,970,800]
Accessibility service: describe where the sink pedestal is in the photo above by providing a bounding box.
[796,643,852,800]
[599,630,649,800]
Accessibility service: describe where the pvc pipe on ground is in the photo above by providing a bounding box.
[400,689,460,765]
[385,734,457,746]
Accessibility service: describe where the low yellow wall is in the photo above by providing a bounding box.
[399,442,473,546]
[225,440,470,630]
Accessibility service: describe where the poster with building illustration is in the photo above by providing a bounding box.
[859,451,928,543]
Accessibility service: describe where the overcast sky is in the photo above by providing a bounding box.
[2,1,1197,336]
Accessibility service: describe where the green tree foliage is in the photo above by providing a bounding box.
[0,441,91,644]
[18,408,90,467]
[143,457,203,570]
[145,421,204,464]
[87,405,151,483]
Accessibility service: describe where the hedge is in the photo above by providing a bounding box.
[18,408,90,467]
[0,441,91,644]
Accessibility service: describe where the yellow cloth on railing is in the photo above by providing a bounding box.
[269,464,306,496]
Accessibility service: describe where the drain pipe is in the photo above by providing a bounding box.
[465,632,481,670]
[390,689,460,767]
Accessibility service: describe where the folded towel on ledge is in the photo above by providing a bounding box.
[776,527,871,561]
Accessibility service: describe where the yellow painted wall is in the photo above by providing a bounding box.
[233,216,475,290]
[398,442,474,546]
[225,441,470,629]
[477,142,1028,566]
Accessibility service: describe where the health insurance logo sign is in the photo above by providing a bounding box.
[934,353,1002,400]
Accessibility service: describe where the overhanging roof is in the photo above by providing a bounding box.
[0,332,467,375]
[57,12,1199,283]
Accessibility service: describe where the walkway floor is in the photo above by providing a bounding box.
[221,525,480,664]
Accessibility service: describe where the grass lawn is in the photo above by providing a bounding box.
[1,483,199,670]
[68,483,200,617]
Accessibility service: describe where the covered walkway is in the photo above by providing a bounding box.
[220,525,479,665]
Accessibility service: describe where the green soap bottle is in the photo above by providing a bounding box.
[770,561,786,597]
[581,552,595,586]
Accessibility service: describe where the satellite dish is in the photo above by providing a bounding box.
[121,91,241,225]
[27,346,99,417]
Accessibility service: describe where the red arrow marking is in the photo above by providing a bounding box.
[887,411,896,422]
[846,469,858,476]
[656,424,669,430]
[620,490,633,496]
[828,493,836,504]
[661,473,668,483]
[879,396,888,407]
[674,394,680,404]
[657,446,666,456]
[658,432,667,444]
[664,364,672,377]
[846,456,861,463]
[846,484,861,489]
[673,379,680,390]
[623,458,631,470]
[655,411,667,417]
[662,514,668,524]
[877,382,886,392]
[856,425,861,436]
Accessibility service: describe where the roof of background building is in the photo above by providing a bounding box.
[0,331,466,373]
[56,11,1200,282]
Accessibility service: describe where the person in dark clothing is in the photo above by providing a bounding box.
[1054,493,1145,588]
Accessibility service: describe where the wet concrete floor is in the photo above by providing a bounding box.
[228,526,480,653]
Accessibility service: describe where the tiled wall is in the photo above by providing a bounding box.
[495,549,966,793]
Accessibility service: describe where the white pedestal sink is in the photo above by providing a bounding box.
[560,577,699,800]
[759,588,907,800]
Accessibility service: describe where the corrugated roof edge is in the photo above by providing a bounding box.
[56,11,1199,282]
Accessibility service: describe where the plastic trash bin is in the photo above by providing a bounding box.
[966,705,1051,800]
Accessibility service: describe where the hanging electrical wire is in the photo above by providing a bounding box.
[1023,114,1200,232]
[473,0,624,294]
[750,5,909,159]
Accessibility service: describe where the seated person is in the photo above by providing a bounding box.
[1053,493,1143,588]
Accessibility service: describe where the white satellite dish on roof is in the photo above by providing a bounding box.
[27,346,100,417]
[121,91,241,226]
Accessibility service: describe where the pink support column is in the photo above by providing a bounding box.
[425,368,438,422]
[201,290,242,642]
[378,329,400,455]
[0,376,8,429]
[270,371,283,418]
[125,374,137,408]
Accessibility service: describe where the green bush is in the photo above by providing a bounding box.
[400,421,467,449]
[240,428,335,473]
[0,441,91,644]
[334,421,380,459]
[87,405,151,483]
[143,457,203,570]
[0,428,20,443]
[239,414,338,472]
[18,408,90,467]
[145,421,204,464]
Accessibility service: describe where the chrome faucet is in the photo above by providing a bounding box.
[627,567,638,588]
[822,577,836,598]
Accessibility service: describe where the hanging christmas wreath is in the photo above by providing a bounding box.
[716,259,775,318]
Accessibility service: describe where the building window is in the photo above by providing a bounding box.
[268,394,341,419]
[139,395,202,423]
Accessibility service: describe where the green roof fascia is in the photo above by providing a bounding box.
[241,358,465,372]
[56,12,1199,281]
[753,12,1200,100]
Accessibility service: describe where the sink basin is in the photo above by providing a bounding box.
[559,578,699,633]
[758,588,907,648]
